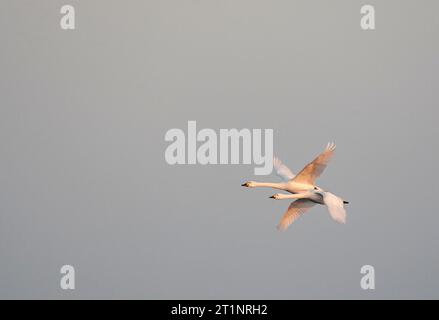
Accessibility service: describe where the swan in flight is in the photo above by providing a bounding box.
[241,142,349,231]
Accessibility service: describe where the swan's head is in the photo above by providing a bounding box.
[313,186,324,193]
[241,181,256,188]
[269,193,283,200]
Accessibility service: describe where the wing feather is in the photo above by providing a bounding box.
[273,156,295,181]
[277,199,316,231]
[323,192,347,224]
[292,142,336,185]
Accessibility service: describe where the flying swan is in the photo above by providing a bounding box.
[242,142,348,231]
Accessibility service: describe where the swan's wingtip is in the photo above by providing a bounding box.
[326,142,333,150]
[326,141,336,151]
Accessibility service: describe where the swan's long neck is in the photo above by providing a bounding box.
[276,193,308,200]
[252,182,288,190]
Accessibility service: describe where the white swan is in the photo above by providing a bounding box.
[242,142,348,231]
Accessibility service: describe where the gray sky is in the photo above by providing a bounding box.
[1,0,438,299]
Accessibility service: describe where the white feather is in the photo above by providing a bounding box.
[273,156,295,181]
[323,192,346,224]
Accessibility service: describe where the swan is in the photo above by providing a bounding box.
[241,142,349,231]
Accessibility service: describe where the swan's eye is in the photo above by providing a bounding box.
[314,187,318,190]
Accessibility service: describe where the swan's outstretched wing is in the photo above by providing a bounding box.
[323,192,346,224]
[277,199,316,231]
[292,142,336,185]
[273,156,295,181]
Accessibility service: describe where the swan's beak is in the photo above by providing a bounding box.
[269,195,275,199]
[241,183,246,187]
[343,201,349,204]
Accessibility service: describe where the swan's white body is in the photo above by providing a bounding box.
[242,142,348,231]
[242,181,317,194]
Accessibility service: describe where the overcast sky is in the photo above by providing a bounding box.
[1,0,438,299]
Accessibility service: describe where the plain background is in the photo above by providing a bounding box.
[0,0,438,299]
